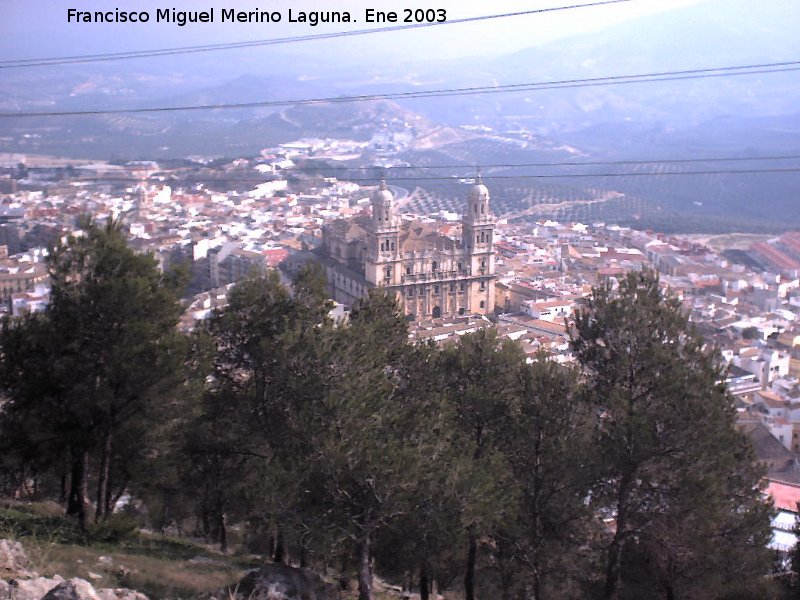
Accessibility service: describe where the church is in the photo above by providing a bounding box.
[316,177,496,320]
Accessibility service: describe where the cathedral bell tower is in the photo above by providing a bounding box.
[462,173,495,313]
[365,180,402,286]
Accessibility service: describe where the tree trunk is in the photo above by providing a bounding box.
[200,503,211,539]
[604,474,632,600]
[664,556,677,600]
[498,540,514,600]
[465,535,477,600]
[419,564,430,600]
[274,529,286,564]
[95,428,112,522]
[339,554,350,591]
[216,506,227,552]
[532,560,542,600]
[357,534,372,600]
[59,457,67,504]
[66,447,89,532]
[604,529,624,600]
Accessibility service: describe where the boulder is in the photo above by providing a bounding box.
[95,588,149,600]
[0,538,35,578]
[8,575,65,600]
[41,579,102,600]
[0,539,147,600]
[227,564,339,600]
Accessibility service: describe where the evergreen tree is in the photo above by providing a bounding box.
[497,356,595,600]
[196,265,333,553]
[439,328,525,600]
[301,290,437,600]
[0,218,184,531]
[371,343,464,600]
[571,270,773,600]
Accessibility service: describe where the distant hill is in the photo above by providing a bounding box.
[1,0,798,232]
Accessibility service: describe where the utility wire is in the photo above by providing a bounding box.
[35,167,800,185]
[2,60,797,118]
[23,153,800,173]
[248,154,800,172]
[0,1,632,69]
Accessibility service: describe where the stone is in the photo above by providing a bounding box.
[0,538,35,578]
[95,588,149,600]
[41,578,103,600]
[13,575,65,600]
[227,564,339,600]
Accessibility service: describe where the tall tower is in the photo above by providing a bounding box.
[365,180,402,286]
[462,173,496,313]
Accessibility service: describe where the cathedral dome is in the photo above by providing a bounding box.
[372,179,393,205]
[468,175,490,203]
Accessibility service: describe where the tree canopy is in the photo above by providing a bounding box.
[0,260,777,599]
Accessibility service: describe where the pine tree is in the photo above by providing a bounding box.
[300,290,436,600]
[0,218,184,531]
[498,356,595,600]
[439,328,526,600]
[571,270,773,600]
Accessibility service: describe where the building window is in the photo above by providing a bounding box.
[457,262,462,270]
[481,204,485,214]
[432,261,438,271]
[385,267,392,280]
[434,285,440,294]
[459,307,465,315]
[391,242,395,251]
[481,260,486,269]
[460,283,465,292]
[480,282,486,291]
[407,288,414,296]
[480,301,485,309]
[406,266,412,275]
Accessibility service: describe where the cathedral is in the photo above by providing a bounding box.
[317,177,496,319]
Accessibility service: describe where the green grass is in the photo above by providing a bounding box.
[0,501,255,599]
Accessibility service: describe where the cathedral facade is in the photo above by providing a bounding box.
[317,178,496,319]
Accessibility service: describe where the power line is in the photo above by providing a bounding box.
[0,1,632,69]
[35,167,800,185]
[22,153,800,174]
[2,60,797,118]
[262,154,800,172]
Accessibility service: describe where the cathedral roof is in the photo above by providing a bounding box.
[327,215,371,242]
[399,221,459,253]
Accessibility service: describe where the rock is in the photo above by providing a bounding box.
[187,556,229,568]
[12,575,64,600]
[0,539,148,600]
[95,588,149,600]
[0,538,35,578]
[87,572,103,581]
[227,564,339,600]
[41,578,103,600]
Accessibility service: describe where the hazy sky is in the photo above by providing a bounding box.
[2,0,708,62]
